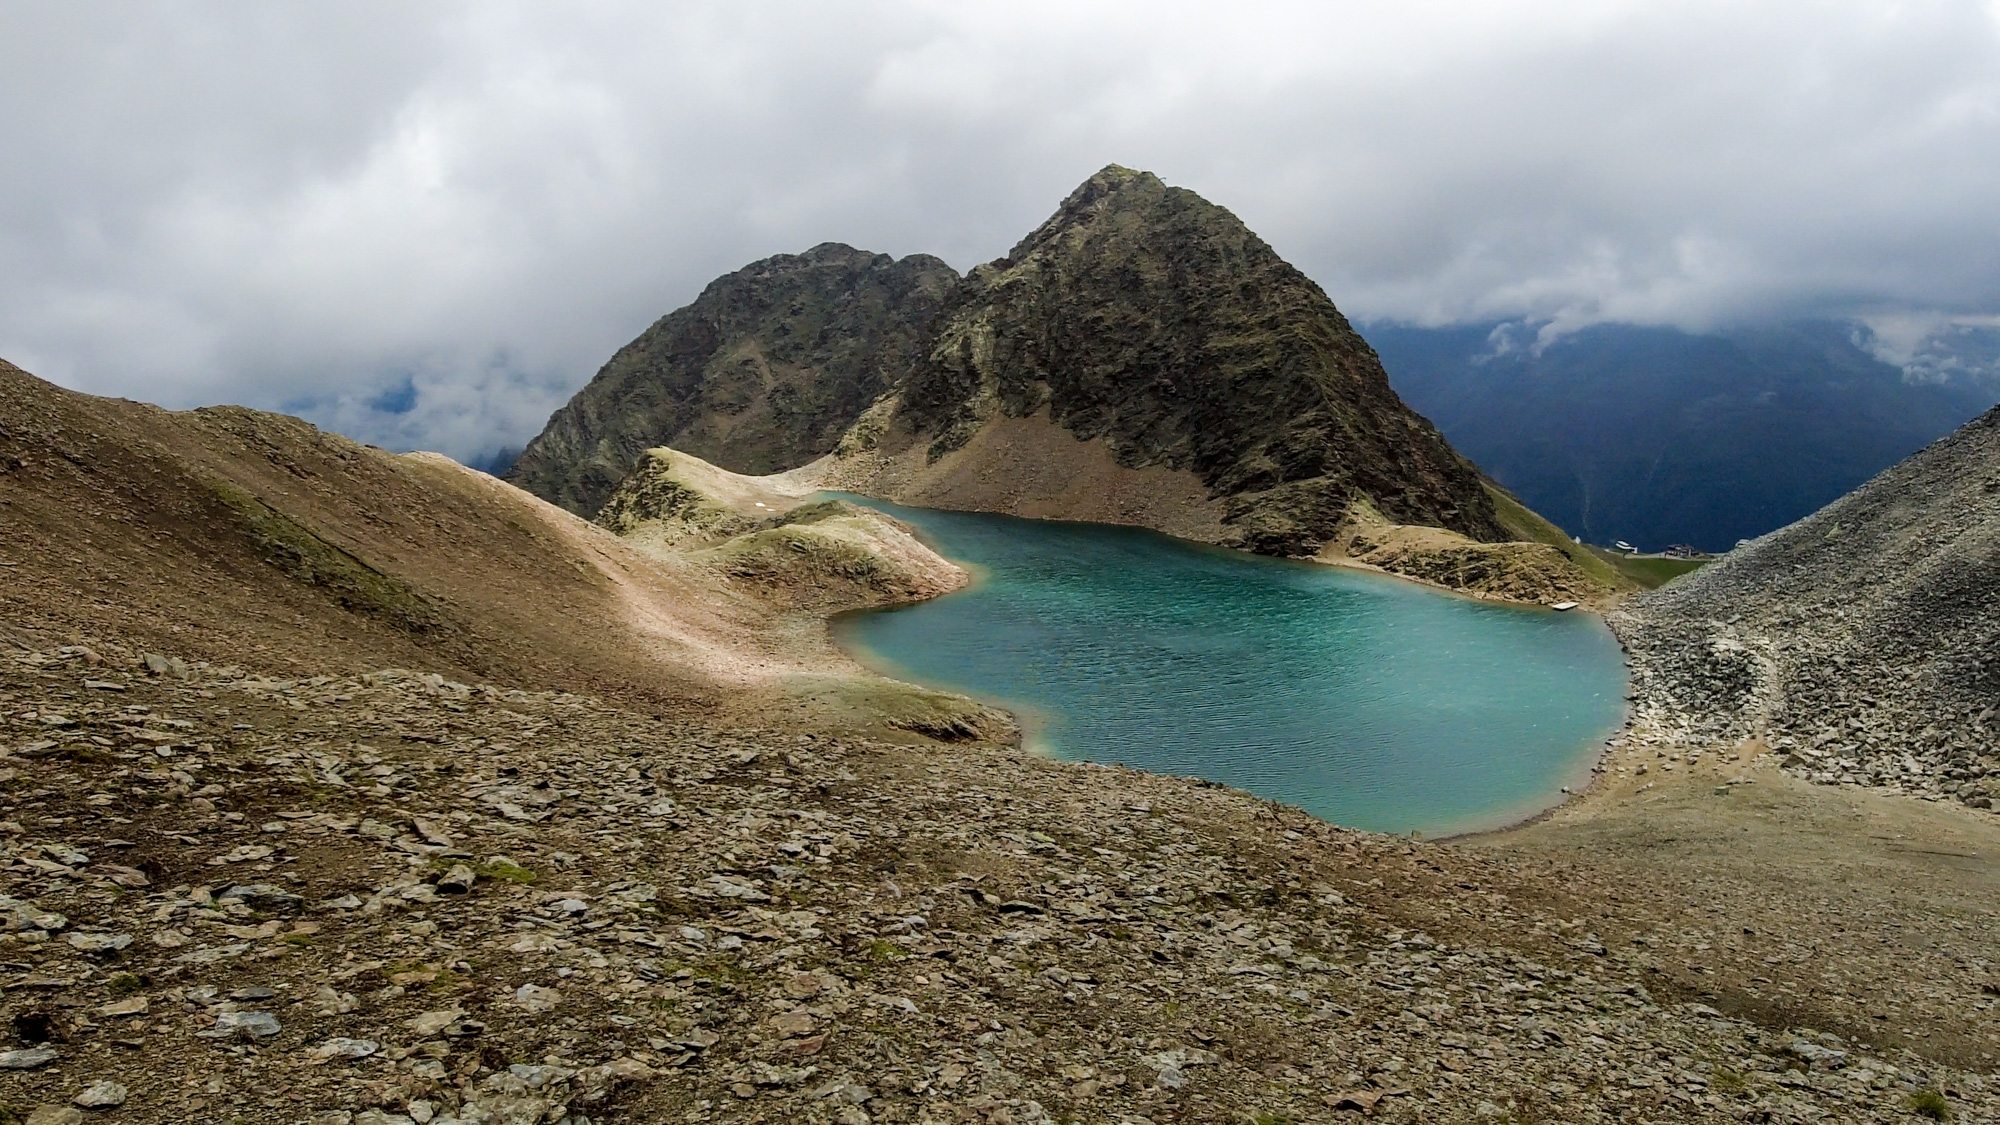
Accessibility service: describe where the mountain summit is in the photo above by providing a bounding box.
[891,165,1504,553]
[508,243,957,515]
[511,167,1601,597]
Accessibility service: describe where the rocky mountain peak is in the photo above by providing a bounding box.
[1003,163,1165,259]
[512,166,1521,571]
[901,168,1507,553]
[506,244,959,515]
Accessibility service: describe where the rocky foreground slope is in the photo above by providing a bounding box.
[1611,403,1999,799]
[4,643,1995,1125]
[508,167,1614,604]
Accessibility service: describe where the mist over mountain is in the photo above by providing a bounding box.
[1372,320,2000,552]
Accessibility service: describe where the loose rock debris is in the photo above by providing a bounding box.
[0,644,1991,1123]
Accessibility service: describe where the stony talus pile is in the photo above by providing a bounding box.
[1612,404,1999,800]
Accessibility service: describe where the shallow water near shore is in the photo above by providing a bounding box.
[831,497,1627,836]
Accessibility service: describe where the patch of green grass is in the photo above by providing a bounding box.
[293,778,340,807]
[1483,482,1630,592]
[106,972,144,995]
[1597,551,1710,589]
[280,932,316,947]
[1909,1088,1953,1121]
[1712,1067,1749,1095]
[207,477,451,635]
[692,955,753,987]
[865,938,904,961]
[474,859,538,884]
[381,961,464,993]
[1250,1113,1296,1125]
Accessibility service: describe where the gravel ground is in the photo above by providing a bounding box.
[4,642,1994,1124]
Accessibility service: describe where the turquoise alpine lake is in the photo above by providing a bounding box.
[830,497,1629,836]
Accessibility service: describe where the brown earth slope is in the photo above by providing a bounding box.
[0,359,991,735]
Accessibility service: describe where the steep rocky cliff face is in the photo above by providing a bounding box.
[895,165,1503,554]
[508,244,957,516]
[513,166,1513,565]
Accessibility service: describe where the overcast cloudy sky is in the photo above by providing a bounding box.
[4,1,1998,462]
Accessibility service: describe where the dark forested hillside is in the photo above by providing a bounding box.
[1372,320,1998,552]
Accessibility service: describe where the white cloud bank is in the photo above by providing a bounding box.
[3,1,1998,460]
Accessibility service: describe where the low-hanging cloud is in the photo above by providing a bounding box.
[3,1,1998,461]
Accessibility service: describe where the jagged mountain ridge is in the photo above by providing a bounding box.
[508,244,957,516]
[510,166,1510,562]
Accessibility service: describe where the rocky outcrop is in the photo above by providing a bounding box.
[585,444,1010,741]
[1612,404,2000,799]
[593,448,769,548]
[508,245,958,516]
[593,446,970,613]
[1327,513,1604,607]
[511,167,1543,589]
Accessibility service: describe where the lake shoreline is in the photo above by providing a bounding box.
[831,496,1629,838]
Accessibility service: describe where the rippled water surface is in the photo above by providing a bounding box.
[832,498,1628,835]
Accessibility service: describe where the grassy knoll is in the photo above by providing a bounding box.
[1588,548,1711,589]
[1480,481,1634,594]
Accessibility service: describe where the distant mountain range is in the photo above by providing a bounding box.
[1370,320,1999,552]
